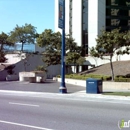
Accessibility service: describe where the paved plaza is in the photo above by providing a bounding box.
[0,79,85,94]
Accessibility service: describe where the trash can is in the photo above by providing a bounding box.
[86,78,102,94]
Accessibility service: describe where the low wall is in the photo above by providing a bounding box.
[57,78,130,90]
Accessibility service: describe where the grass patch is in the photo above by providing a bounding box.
[103,92,130,96]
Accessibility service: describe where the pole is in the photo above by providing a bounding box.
[59,0,67,93]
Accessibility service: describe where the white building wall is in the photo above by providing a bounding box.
[72,0,82,46]
[88,0,105,48]
[54,0,130,69]
[55,0,82,46]
[86,55,118,68]
[119,55,130,61]
[65,0,70,35]
[88,0,98,49]
[88,0,115,67]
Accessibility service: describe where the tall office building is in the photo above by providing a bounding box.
[55,0,130,67]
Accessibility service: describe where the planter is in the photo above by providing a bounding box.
[53,77,58,81]
[19,71,47,83]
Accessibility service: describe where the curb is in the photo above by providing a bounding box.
[0,90,130,102]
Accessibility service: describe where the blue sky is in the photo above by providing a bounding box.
[0,0,54,34]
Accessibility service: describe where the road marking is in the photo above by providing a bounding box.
[9,102,39,107]
[0,120,54,130]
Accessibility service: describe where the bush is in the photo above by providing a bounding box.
[56,75,61,78]
[57,74,112,81]
[119,78,127,82]
[127,78,130,82]
[114,77,119,82]
[57,74,130,82]
[103,76,112,81]
[0,51,7,62]
[5,65,15,75]
[125,74,130,78]
[35,65,47,72]
[114,77,130,82]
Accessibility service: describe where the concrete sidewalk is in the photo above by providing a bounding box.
[0,79,130,102]
[0,79,85,94]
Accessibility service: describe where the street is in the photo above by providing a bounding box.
[0,91,129,130]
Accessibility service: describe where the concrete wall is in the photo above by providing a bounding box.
[0,53,61,81]
[5,53,24,64]
[57,78,130,90]
[0,70,8,81]
[35,44,45,53]
[13,54,61,79]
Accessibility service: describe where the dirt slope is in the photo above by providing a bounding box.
[80,60,130,76]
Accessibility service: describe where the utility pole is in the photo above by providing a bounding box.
[58,0,67,93]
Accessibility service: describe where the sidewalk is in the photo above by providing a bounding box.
[0,79,130,102]
[0,79,85,93]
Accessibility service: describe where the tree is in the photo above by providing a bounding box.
[0,32,14,51]
[0,51,7,62]
[90,28,130,80]
[65,36,85,65]
[0,32,14,62]
[37,29,61,66]
[36,29,85,69]
[8,23,37,52]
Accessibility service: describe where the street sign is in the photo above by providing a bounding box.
[58,0,64,29]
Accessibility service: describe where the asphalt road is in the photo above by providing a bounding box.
[0,92,129,130]
[0,80,85,93]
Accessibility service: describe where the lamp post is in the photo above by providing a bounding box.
[85,32,88,55]
[59,0,67,93]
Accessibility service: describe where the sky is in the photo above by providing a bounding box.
[0,0,54,34]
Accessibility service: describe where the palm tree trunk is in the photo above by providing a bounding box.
[0,44,3,51]
[110,56,114,81]
[21,42,24,52]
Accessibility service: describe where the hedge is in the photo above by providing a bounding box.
[57,74,130,82]
[114,77,130,82]
[57,74,111,81]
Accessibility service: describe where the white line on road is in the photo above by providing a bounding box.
[9,102,39,107]
[0,120,54,130]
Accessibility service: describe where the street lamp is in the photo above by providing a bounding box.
[59,0,67,93]
[85,32,88,55]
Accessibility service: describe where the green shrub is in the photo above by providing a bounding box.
[125,74,130,78]
[57,74,130,82]
[114,77,119,82]
[103,76,112,81]
[35,65,48,72]
[115,78,127,82]
[56,75,61,78]
[127,78,130,82]
[116,75,124,78]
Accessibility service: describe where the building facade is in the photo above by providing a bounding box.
[55,0,130,67]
